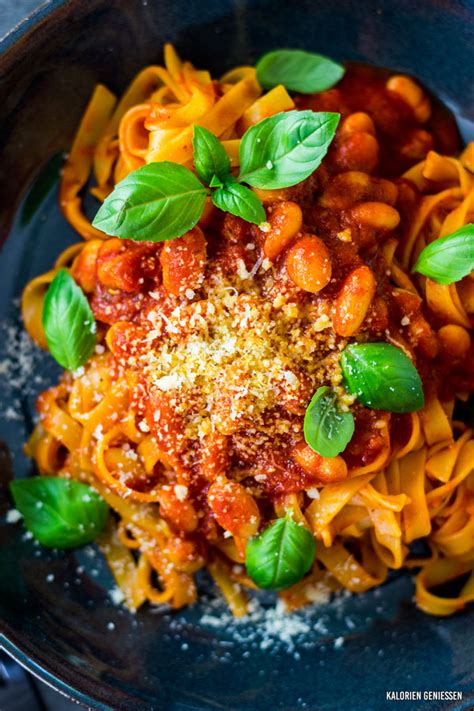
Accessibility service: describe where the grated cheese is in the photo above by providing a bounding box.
[109,586,126,605]
[0,318,47,425]
[174,484,188,501]
[134,274,344,443]
[6,509,22,523]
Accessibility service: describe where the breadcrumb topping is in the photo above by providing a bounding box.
[130,269,347,441]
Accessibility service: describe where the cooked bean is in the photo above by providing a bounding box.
[291,441,348,483]
[332,133,379,173]
[340,112,376,137]
[286,234,332,293]
[263,201,303,259]
[291,441,321,475]
[208,478,260,538]
[333,265,377,336]
[349,202,401,230]
[310,456,348,484]
[386,75,431,123]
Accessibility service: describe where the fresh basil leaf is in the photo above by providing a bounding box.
[246,514,315,590]
[256,49,345,93]
[212,181,266,224]
[193,126,231,185]
[238,110,340,189]
[92,162,208,242]
[412,224,474,285]
[10,477,108,549]
[43,269,96,371]
[304,386,354,457]
[209,174,224,188]
[340,343,424,413]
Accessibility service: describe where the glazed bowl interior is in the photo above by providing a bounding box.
[0,1,473,709]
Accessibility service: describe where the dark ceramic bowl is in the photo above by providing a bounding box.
[1,2,473,709]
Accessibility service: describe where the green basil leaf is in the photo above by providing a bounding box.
[340,343,424,413]
[256,49,345,93]
[92,162,207,242]
[246,514,315,590]
[193,126,231,185]
[412,224,474,285]
[304,386,354,457]
[209,174,224,189]
[43,269,96,371]
[10,477,108,549]
[212,182,266,224]
[238,110,340,189]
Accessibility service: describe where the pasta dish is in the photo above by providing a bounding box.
[13,46,474,618]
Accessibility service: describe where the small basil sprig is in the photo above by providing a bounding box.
[340,343,424,413]
[212,179,266,224]
[43,269,96,370]
[246,514,315,590]
[412,224,474,285]
[256,49,345,93]
[304,386,354,457]
[93,162,208,242]
[93,110,339,242]
[193,125,230,185]
[10,477,108,548]
[238,110,340,189]
[193,127,266,223]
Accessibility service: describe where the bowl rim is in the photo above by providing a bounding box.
[0,5,100,709]
[1,632,103,709]
[0,0,70,52]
